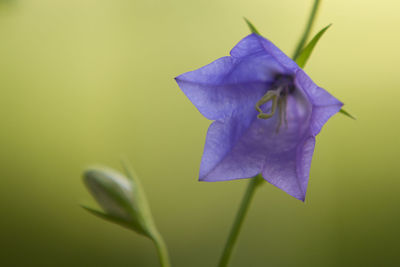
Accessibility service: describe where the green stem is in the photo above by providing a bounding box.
[292,0,321,60]
[151,232,171,267]
[217,175,264,267]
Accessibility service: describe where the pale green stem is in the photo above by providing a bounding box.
[151,232,171,267]
[217,175,264,267]
[292,0,321,60]
[217,2,323,266]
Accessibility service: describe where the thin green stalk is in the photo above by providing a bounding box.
[151,232,171,267]
[218,175,264,267]
[292,0,321,60]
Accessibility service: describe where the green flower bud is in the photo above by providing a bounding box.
[81,163,171,266]
[84,168,134,221]
[82,166,156,237]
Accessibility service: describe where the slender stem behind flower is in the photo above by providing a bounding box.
[292,0,321,60]
[218,175,264,267]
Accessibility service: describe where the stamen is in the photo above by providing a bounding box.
[255,89,281,119]
[255,75,295,133]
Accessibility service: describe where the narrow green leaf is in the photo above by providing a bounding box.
[243,17,260,35]
[339,108,356,120]
[119,161,172,266]
[119,160,159,235]
[295,24,331,68]
[81,205,114,221]
[81,204,137,231]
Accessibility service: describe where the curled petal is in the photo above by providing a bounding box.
[231,34,298,73]
[295,70,343,135]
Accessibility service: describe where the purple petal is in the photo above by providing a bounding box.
[262,136,315,201]
[175,34,297,120]
[200,106,262,181]
[201,85,314,202]
[256,88,313,201]
[230,34,299,73]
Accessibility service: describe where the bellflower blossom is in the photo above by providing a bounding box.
[175,33,342,201]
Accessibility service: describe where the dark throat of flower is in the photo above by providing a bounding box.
[255,75,295,133]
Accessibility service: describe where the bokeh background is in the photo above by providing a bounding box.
[0,0,398,266]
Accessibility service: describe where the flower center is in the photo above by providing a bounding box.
[255,74,295,131]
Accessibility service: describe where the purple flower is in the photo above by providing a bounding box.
[175,34,342,201]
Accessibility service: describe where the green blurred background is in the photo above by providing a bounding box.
[0,0,398,266]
